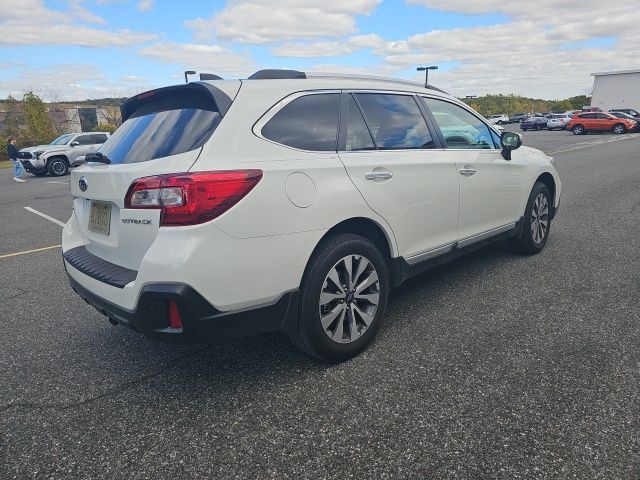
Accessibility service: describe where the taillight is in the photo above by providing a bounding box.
[125,170,262,226]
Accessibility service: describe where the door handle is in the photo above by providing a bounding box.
[459,166,477,177]
[365,170,393,181]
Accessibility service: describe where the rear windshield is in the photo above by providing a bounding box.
[99,89,221,164]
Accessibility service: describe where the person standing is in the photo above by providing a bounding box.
[7,136,25,183]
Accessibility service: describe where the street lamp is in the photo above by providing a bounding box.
[416,65,438,87]
[184,70,196,83]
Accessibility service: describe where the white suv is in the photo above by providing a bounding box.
[488,114,509,125]
[62,70,561,361]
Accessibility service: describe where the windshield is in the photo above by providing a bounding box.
[98,108,221,164]
[50,134,74,145]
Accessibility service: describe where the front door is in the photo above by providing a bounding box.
[421,97,524,243]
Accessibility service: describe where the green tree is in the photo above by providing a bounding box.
[96,122,118,134]
[22,91,55,146]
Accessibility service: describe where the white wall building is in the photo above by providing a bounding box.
[591,70,640,111]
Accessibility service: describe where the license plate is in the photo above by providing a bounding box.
[88,201,112,236]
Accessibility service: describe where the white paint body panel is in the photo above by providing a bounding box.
[62,77,561,317]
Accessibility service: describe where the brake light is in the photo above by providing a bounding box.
[125,170,262,226]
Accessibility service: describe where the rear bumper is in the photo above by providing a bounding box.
[67,273,299,344]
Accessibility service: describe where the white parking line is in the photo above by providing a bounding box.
[46,180,69,185]
[24,207,66,227]
[550,134,640,155]
[0,244,61,260]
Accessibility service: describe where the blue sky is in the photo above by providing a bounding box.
[0,0,636,100]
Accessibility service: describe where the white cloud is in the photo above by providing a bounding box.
[137,0,154,12]
[376,1,640,98]
[186,0,382,44]
[272,34,384,58]
[0,0,156,47]
[0,64,143,101]
[68,0,107,24]
[138,42,256,77]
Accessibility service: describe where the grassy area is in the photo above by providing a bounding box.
[0,160,12,169]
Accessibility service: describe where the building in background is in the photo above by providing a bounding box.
[591,70,640,111]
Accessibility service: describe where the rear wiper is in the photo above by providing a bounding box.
[85,152,111,164]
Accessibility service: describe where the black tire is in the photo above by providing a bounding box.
[289,233,390,362]
[572,125,585,135]
[535,124,541,131]
[47,157,69,176]
[612,123,626,135]
[547,128,553,131]
[509,182,552,255]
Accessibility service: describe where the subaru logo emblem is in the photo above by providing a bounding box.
[79,177,88,192]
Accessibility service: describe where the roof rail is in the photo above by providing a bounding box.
[200,73,223,80]
[248,69,306,80]
[243,68,448,94]
[306,72,448,94]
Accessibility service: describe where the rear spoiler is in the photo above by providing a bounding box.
[120,82,233,123]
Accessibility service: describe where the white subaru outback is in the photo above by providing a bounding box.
[63,70,561,362]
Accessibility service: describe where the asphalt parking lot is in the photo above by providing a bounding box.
[1,129,640,479]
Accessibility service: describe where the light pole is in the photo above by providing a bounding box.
[416,65,438,87]
[184,70,196,83]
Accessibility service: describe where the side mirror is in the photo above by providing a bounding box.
[70,141,80,147]
[500,131,522,161]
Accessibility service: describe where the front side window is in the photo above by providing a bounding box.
[354,93,434,150]
[51,134,73,145]
[262,93,339,151]
[422,97,494,150]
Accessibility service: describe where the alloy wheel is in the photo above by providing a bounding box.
[319,255,380,344]
[52,161,66,175]
[531,193,549,245]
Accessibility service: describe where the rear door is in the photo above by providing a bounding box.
[596,113,616,131]
[337,92,459,260]
[69,82,237,270]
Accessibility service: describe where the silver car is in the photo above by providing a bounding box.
[18,132,110,177]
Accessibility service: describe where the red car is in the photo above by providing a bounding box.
[566,112,636,135]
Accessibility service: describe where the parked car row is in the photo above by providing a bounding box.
[518,108,639,134]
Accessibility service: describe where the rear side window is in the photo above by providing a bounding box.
[354,93,434,150]
[262,94,339,151]
[75,135,95,145]
[92,134,108,144]
[99,89,221,164]
[422,97,494,150]
[345,95,375,151]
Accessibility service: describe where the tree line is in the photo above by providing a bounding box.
[461,94,592,117]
